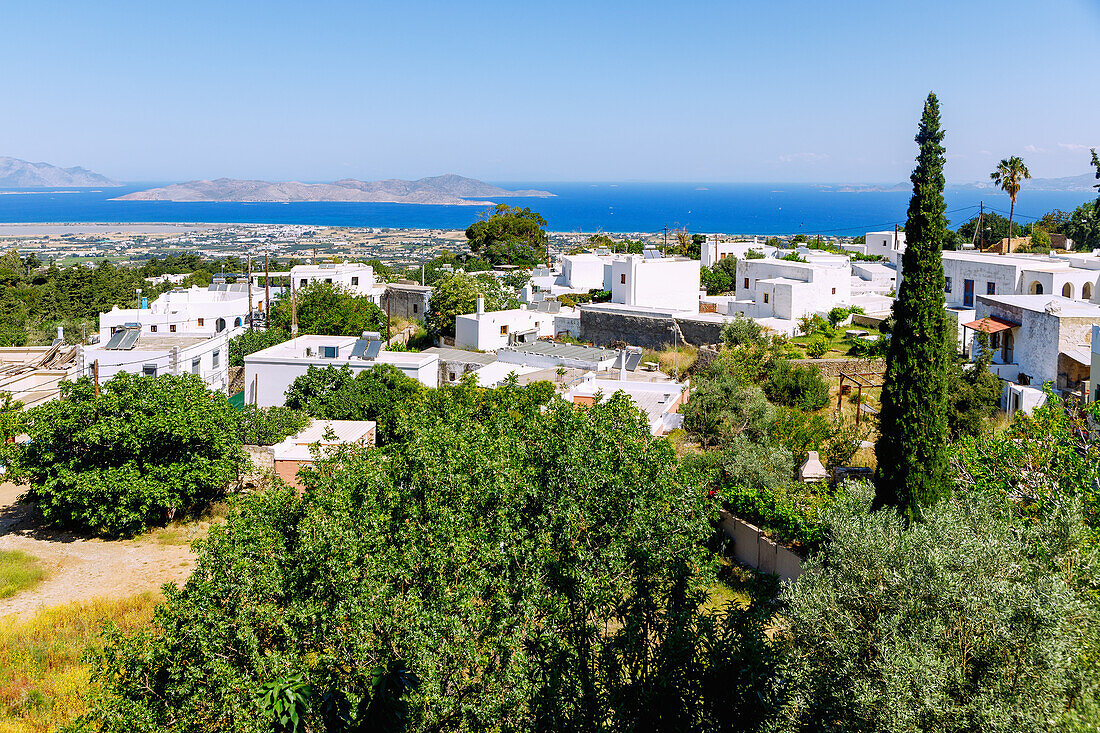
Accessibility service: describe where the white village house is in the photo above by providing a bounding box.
[454,296,580,351]
[98,283,253,341]
[243,333,438,407]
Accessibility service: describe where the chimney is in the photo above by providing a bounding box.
[620,348,627,381]
[56,326,64,342]
[476,293,485,314]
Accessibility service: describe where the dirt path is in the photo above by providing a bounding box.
[0,483,196,619]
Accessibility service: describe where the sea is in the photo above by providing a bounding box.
[0,183,1093,236]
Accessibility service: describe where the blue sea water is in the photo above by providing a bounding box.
[0,183,1093,235]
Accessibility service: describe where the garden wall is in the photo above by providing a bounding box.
[579,309,726,349]
[718,510,803,582]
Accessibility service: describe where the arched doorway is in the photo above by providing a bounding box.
[1030,281,1044,295]
[234,317,242,327]
[216,317,226,333]
[1084,282,1094,301]
[1063,283,1074,298]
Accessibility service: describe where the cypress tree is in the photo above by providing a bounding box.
[873,93,952,521]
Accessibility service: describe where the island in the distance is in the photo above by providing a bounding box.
[113,174,555,205]
[0,156,120,188]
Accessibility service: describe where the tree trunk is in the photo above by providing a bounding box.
[1008,197,1015,253]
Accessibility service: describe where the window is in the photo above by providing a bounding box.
[212,350,220,368]
[963,279,974,307]
[324,278,332,284]
[142,364,157,377]
[169,324,177,333]
[620,274,626,284]
[351,277,359,286]
[990,332,1001,349]
[234,317,241,327]
[300,279,307,287]
[320,346,338,359]
[150,325,158,333]
[449,372,456,381]
[945,276,952,293]
[744,278,749,288]
[831,288,836,295]
[500,325,509,335]
[412,303,418,314]
[197,318,204,327]
[192,358,201,375]
[763,293,769,304]
[986,281,996,295]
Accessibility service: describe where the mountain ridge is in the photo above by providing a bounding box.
[0,157,120,188]
[114,174,555,204]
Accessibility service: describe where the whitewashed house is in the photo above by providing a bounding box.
[564,373,689,436]
[610,253,701,313]
[243,333,438,407]
[724,254,852,326]
[700,238,774,267]
[964,294,1100,414]
[98,284,253,342]
[856,230,907,266]
[287,263,386,302]
[82,327,232,393]
[454,295,579,351]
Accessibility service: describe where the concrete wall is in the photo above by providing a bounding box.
[719,511,802,582]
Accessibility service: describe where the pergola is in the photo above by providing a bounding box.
[837,371,885,424]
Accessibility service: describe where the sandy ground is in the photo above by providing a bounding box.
[0,483,196,619]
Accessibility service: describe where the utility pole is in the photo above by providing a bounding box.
[421,262,425,286]
[662,224,668,255]
[246,252,253,330]
[93,360,99,398]
[264,251,271,325]
[972,202,983,249]
[894,223,899,252]
[290,274,298,337]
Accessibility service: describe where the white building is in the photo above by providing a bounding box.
[287,263,385,301]
[564,372,689,436]
[83,327,232,393]
[243,334,438,407]
[859,230,907,266]
[964,294,1100,413]
[560,253,615,291]
[727,254,852,323]
[454,296,579,351]
[700,238,774,267]
[610,253,701,313]
[98,284,253,342]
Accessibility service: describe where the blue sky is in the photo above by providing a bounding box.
[3,0,1098,183]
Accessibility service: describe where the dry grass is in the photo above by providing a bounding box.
[0,593,160,732]
[138,501,230,546]
[0,552,47,601]
[641,345,697,377]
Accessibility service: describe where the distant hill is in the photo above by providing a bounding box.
[114,174,555,204]
[0,157,120,188]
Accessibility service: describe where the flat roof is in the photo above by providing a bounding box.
[423,347,496,365]
[978,294,1100,316]
[245,335,437,366]
[499,340,617,361]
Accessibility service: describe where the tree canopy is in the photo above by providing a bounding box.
[269,281,386,337]
[465,204,548,266]
[423,271,514,338]
[284,364,424,443]
[8,372,247,537]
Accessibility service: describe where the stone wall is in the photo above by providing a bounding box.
[718,510,803,582]
[580,309,726,349]
[789,357,886,378]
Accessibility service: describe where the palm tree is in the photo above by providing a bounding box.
[990,157,1031,251]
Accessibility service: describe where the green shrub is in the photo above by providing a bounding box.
[773,483,1100,732]
[228,328,290,367]
[235,405,311,446]
[285,364,423,443]
[827,306,850,328]
[9,373,246,537]
[805,336,829,359]
[722,314,766,348]
[764,360,831,411]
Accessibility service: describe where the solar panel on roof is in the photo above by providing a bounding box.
[104,330,127,349]
[364,340,383,359]
[118,329,141,350]
[349,339,368,359]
